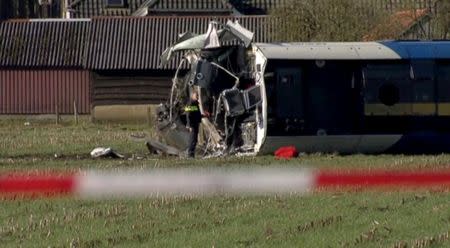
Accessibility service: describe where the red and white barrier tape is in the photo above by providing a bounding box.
[2,168,450,199]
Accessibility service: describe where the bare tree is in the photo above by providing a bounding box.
[435,0,450,39]
[367,5,431,40]
[270,0,386,42]
[372,0,450,40]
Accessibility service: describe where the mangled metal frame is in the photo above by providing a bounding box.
[155,20,265,157]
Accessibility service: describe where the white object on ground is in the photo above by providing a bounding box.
[90,147,124,159]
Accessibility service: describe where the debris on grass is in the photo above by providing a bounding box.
[145,139,181,156]
[90,147,125,159]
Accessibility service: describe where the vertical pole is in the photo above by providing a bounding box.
[73,100,78,125]
[55,103,60,125]
[147,106,152,126]
[42,3,48,18]
[62,0,70,18]
[61,0,65,18]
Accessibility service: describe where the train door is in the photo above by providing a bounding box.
[437,62,450,116]
[273,67,305,135]
[410,60,436,116]
[276,68,304,119]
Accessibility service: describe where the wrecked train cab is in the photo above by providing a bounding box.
[156,20,266,156]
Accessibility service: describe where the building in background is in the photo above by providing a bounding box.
[0,16,274,120]
[0,19,91,115]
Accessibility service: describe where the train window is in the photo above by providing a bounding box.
[414,82,433,102]
[437,63,450,101]
[410,60,434,80]
[105,0,127,8]
[364,63,410,80]
[378,83,400,106]
[438,63,450,80]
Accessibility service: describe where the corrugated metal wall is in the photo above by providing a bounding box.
[93,75,170,106]
[0,70,91,114]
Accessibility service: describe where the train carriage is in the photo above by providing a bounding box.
[256,41,450,153]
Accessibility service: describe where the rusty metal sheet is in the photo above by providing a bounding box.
[0,70,91,114]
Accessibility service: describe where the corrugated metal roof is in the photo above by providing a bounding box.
[67,0,284,17]
[70,0,236,17]
[151,0,233,11]
[69,0,148,18]
[149,0,233,15]
[0,19,90,67]
[85,16,275,70]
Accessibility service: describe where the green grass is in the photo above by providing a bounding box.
[0,118,150,158]
[1,119,450,247]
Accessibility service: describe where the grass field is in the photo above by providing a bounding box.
[1,119,450,247]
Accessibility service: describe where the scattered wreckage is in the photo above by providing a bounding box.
[152,20,450,157]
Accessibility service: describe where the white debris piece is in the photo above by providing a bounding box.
[90,147,125,159]
[204,22,220,49]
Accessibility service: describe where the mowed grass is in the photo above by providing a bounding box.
[0,118,150,159]
[1,119,450,247]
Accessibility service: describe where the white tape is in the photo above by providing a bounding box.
[76,168,315,198]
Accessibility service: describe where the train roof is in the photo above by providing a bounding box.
[255,41,450,60]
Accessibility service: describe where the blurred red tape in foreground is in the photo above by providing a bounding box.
[0,173,75,197]
[1,169,450,199]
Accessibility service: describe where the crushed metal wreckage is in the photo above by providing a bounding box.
[154,20,264,158]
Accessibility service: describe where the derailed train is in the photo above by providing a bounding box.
[155,20,450,156]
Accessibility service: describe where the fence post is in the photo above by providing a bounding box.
[73,100,78,125]
[55,103,60,125]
